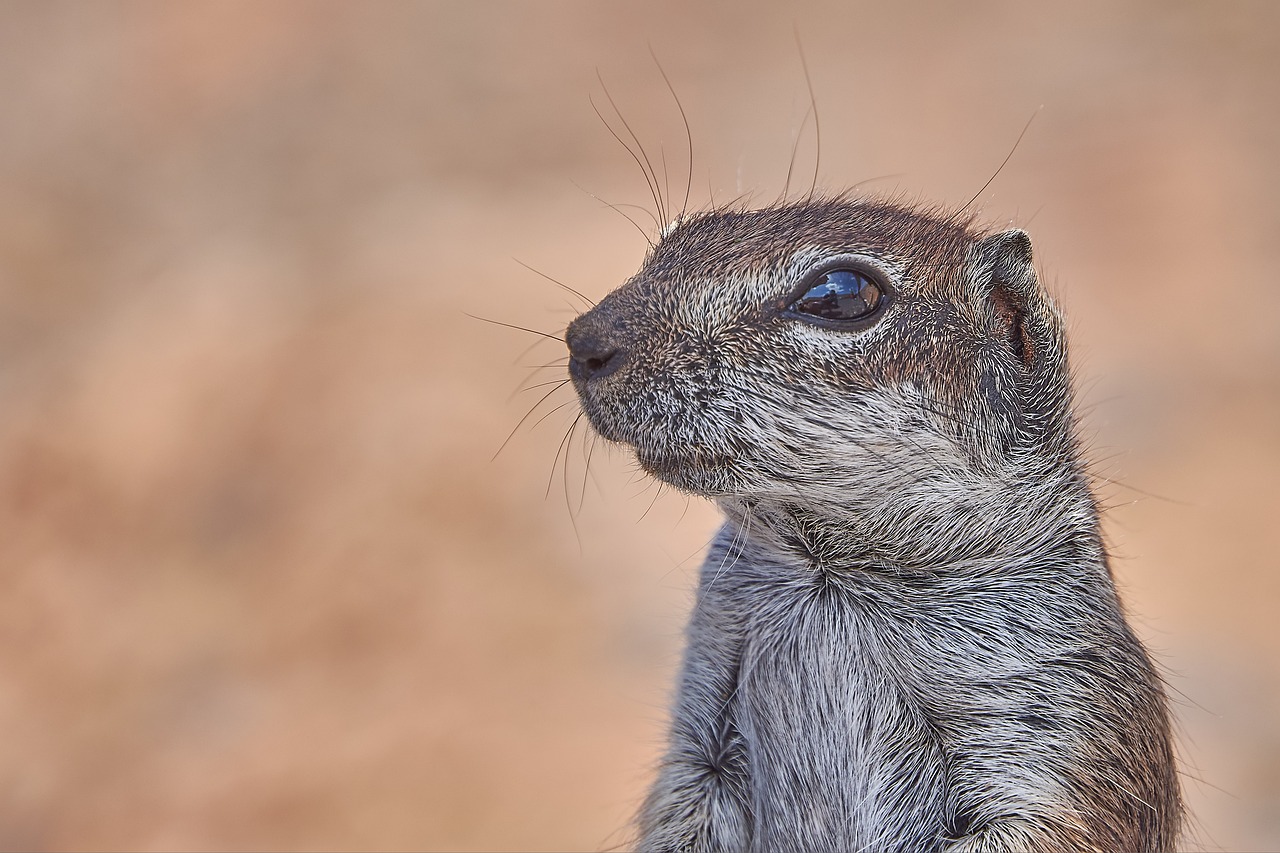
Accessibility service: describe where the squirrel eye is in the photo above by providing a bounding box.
[788,269,884,322]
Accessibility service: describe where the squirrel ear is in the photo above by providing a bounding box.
[976,229,1038,370]
[976,229,1035,296]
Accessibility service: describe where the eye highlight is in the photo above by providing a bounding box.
[787,268,885,325]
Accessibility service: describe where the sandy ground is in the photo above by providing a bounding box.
[0,2,1277,850]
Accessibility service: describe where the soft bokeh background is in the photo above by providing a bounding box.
[1,2,1277,850]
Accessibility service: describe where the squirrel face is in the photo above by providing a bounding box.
[566,198,1072,505]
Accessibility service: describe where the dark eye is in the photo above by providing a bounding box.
[787,268,885,324]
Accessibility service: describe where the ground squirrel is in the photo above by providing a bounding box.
[565,197,1182,852]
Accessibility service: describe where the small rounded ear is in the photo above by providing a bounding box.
[977,228,1035,298]
[976,229,1038,370]
[971,229,1074,451]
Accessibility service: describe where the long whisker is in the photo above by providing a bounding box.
[650,45,694,220]
[512,257,596,308]
[570,178,656,246]
[580,430,598,514]
[465,312,564,343]
[562,415,583,549]
[1088,474,1190,507]
[794,28,821,202]
[531,398,580,432]
[638,479,665,522]
[593,73,667,226]
[512,334,553,367]
[677,494,693,527]
[782,102,814,203]
[958,106,1041,216]
[705,512,751,596]
[492,381,572,461]
[848,174,906,191]
[596,71,668,226]
[516,378,574,395]
[549,410,584,499]
[661,145,672,226]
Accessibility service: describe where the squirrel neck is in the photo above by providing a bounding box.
[715,454,1107,582]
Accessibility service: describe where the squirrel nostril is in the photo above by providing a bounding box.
[566,319,625,382]
[573,347,620,381]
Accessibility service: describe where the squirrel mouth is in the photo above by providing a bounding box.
[573,395,740,491]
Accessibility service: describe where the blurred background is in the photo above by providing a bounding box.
[0,2,1277,850]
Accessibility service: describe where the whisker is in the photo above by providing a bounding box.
[563,414,583,549]
[638,479,665,522]
[515,378,573,396]
[600,199,666,222]
[593,72,667,226]
[492,381,573,461]
[781,102,814,204]
[549,410,584,501]
[848,173,906,192]
[570,178,656,246]
[649,45,694,220]
[465,312,565,343]
[1087,473,1191,507]
[705,512,751,598]
[794,28,821,202]
[512,257,596,309]
[661,527,723,582]
[531,397,580,432]
[661,145,672,227]
[958,106,1041,216]
[677,494,692,527]
[599,72,668,226]
[580,429,598,514]
[511,335,551,367]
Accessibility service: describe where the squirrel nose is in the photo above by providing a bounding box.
[567,324,625,382]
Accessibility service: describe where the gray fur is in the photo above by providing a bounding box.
[565,198,1182,852]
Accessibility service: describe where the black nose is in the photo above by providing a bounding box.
[567,325,625,382]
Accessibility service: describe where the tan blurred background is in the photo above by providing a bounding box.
[0,2,1277,850]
